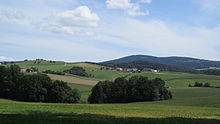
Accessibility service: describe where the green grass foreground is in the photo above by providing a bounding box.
[0,99,220,124]
[0,87,220,124]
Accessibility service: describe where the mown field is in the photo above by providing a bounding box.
[1,60,220,124]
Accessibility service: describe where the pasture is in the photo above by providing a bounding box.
[0,91,219,124]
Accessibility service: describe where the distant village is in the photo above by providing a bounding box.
[115,67,159,73]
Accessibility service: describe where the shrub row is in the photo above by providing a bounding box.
[189,82,220,88]
[189,82,211,87]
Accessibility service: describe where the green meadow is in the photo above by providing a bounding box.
[0,87,220,124]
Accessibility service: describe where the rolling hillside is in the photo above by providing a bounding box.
[4,59,220,89]
[1,59,220,124]
[102,55,220,69]
[4,60,124,78]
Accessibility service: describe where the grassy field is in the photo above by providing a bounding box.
[1,86,219,124]
[141,88,220,108]
[130,72,220,88]
[0,87,220,124]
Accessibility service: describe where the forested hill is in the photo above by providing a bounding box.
[101,55,220,69]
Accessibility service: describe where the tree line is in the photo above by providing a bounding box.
[43,70,65,75]
[0,65,80,103]
[88,76,172,103]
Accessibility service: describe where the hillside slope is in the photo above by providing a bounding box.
[102,55,220,69]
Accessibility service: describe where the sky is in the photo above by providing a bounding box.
[0,0,220,62]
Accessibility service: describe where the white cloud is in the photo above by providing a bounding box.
[56,6,100,27]
[0,56,15,61]
[106,0,149,16]
[127,8,149,16]
[140,0,152,4]
[106,0,133,9]
[38,6,100,36]
[0,7,25,23]
[95,18,220,60]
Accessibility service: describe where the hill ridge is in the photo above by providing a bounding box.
[101,55,220,69]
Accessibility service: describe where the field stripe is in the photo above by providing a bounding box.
[47,74,98,86]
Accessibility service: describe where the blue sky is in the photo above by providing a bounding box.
[0,0,220,62]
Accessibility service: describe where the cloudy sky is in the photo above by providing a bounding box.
[0,0,220,62]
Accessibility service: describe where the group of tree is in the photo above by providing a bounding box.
[88,76,172,104]
[0,65,80,103]
[43,70,65,75]
[189,82,211,87]
[64,67,89,77]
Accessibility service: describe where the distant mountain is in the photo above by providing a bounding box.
[101,55,220,69]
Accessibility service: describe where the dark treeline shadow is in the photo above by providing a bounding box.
[0,111,219,124]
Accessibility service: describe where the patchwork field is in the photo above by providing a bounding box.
[6,60,220,87]
[8,60,127,80]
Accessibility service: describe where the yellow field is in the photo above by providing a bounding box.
[48,74,98,85]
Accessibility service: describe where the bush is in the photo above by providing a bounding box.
[88,76,172,104]
[194,82,203,87]
[64,67,89,77]
[204,83,210,87]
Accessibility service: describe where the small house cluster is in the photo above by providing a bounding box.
[116,67,159,73]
